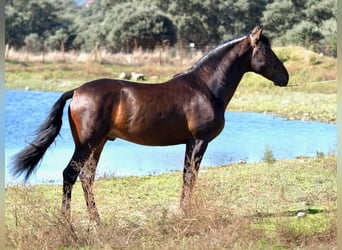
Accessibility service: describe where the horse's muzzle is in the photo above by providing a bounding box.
[274,71,289,87]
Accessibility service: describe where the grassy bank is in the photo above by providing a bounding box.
[6,154,336,249]
[5,46,336,123]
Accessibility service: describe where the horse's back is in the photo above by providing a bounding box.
[68,76,223,147]
[68,78,189,146]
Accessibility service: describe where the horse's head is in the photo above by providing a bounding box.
[249,27,289,87]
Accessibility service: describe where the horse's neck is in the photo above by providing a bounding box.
[194,40,251,107]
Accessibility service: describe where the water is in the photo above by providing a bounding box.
[5,90,336,185]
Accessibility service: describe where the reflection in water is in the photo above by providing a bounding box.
[5,90,336,185]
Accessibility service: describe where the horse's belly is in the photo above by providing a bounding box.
[111,130,188,146]
[109,120,190,146]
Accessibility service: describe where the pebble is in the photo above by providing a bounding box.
[296,211,306,218]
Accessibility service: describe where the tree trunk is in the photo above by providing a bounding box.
[61,41,65,63]
[5,44,10,60]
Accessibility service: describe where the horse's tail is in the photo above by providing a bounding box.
[12,89,75,181]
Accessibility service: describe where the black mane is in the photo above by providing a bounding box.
[174,35,248,78]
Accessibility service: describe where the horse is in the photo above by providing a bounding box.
[12,27,289,223]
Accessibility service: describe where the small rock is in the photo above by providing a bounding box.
[296,211,306,218]
[131,72,145,81]
[118,72,130,80]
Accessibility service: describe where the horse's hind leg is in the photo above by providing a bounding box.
[78,141,106,224]
[62,146,92,220]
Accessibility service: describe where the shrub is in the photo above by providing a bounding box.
[262,146,276,164]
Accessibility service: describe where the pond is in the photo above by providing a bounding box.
[5,90,336,185]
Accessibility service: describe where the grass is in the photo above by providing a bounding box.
[5,46,336,123]
[5,155,336,249]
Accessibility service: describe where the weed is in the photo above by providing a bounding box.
[309,55,320,65]
[262,146,276,164]
[316,151,325,158]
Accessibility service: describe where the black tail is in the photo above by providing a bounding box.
[12,89,75,181]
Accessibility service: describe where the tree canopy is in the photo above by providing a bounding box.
[5,0,336,57]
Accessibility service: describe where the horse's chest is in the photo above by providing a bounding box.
[187,109,225,140]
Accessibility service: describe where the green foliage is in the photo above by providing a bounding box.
[261,0,336,56]
[262,146,276,164]
[106,4,177,52]
[316,151,325,158]
[46,28,69,51]
[168,0,267,45]
[309,55,319,65]
[5,4,26,49]
[5,0,77,51]
[24,33,43,52]
[5,0,337,55]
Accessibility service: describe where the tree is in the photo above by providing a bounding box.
[286,21,323,47]
[74,2,177,52]
[107,5,177,52]
[167,0,269,47]
[47,29,69,51]
[72,0,109,51]
[24,33,43,52]
[261,0,301,40]
[261,0,336,56]
[5,0,336,57]
[5,4,26,49]
[320,18,336,57]
[5,0,78,51]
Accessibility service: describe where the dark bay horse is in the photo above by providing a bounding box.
[13,27,288,223]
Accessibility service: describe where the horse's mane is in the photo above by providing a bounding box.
[173,32,271,78]
[173,35,248,78]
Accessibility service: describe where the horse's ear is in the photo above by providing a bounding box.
[250,26,263,47]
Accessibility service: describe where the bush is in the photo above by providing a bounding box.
[262,146,276,164]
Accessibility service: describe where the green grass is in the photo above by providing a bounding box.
[6,155,336,249]
[229,90,336,122]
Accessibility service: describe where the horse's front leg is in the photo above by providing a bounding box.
[180,139,208,211]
